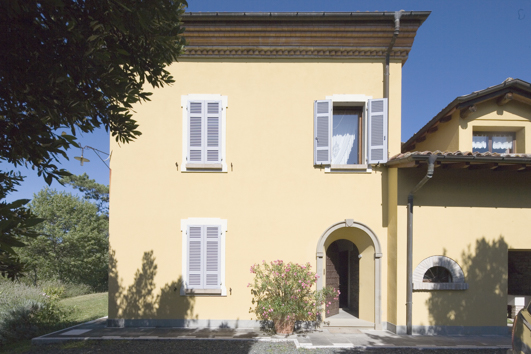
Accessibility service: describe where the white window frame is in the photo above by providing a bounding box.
[181,94,228,172]
[180,218,227,296]
[325,94,373,173]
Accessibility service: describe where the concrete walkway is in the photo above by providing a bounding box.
[324,309,374,328]
[32,317,512,350]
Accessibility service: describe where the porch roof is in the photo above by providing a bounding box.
[387,150,531,171]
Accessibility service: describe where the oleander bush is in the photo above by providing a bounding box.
[248,260,337,333]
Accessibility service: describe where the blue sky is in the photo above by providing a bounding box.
[5,0,531,202]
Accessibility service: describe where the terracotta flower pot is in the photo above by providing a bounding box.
[274,318,295,334]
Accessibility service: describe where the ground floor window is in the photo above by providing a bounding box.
[180,218,227,296]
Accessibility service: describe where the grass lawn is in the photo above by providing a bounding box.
[59,292,108,324]
[1,292,107,354]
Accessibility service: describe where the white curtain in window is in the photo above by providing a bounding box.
[492,136,513,150]
[332,134,355,165]
[472,139,487,149]
[472,134,487,150]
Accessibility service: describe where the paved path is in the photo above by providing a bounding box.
[32,317,512,350]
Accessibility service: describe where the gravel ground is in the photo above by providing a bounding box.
[11,340,511,354]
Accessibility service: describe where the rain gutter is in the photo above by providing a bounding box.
[406,154,437,335]
[384,10,404,101]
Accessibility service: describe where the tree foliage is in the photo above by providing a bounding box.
[0,172,43,280]
[19,183,109,291]
[0,0,186,262]
[61,173,109,215]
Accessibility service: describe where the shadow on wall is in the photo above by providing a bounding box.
[398,168,531,209]
[108,249,197,324]
[426,237,508,327]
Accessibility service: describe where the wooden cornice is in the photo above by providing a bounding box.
[180,12,430,62]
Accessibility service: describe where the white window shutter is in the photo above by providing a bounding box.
[205,101,221,163]
[368,98,388,164]
[187,226,203,289]
[314,100,332,165]
[188,101,203,163]
[204,226,221,289]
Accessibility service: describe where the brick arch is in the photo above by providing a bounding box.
[413,256,468,291]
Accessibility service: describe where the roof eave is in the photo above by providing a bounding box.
[388,154,531,168]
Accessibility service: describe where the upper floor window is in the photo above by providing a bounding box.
[472,132,515,154]
[181,94,228,172]
[314,95,388,169]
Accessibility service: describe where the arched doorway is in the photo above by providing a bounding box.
[316,219,382,330]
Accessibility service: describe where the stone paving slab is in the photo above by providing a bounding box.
[32,317,512,350]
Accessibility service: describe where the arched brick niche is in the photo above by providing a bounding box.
[413,256,468,291]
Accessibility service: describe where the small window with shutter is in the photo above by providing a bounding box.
[181,218,227,296]
[314,96,388,169]
[181,95,228,172]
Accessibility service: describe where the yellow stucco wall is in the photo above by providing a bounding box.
[109,59,403,324]
[413,113,460,152]
[395,167,531,328]
[412,99,531,153]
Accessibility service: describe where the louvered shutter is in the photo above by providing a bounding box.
[314,100,332,165]
[368,98,388,164]
[187,226,203,289]
[188,101,203,163]
[205,101,221,163]
[204,226,221,289]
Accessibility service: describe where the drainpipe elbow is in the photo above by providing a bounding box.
[394,10,404,33]
[426,154,437,178]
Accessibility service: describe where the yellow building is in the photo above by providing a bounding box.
[392,77,531,334]
[108,11,531,335]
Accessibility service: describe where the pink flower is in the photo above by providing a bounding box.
[327,310,330,314]
[247,283,251,287]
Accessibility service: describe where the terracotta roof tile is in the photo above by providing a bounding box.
[391,150,531,160]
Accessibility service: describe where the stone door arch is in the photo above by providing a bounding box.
[316,219,382,330]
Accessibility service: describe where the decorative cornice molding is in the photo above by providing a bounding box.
[181,46,410,60]
[181,12,429,62]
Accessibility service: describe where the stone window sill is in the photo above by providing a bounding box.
[184,289,222,295]
[185,163,223,170]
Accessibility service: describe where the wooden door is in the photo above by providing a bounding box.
[326,242,340,317]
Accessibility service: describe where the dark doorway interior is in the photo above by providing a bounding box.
[508,250,531,295]
[326,239,359,317]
